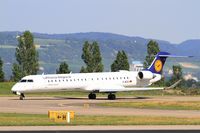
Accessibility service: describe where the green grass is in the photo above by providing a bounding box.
[99,101,200,110]
[0,82,15,96]
[0,113,63,126]
[1,113,200,126]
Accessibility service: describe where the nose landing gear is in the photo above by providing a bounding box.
[19,93,25,100]
[13,91,25,100]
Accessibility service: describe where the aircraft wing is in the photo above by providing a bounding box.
[124,87,164,91]
[83,84,164,92]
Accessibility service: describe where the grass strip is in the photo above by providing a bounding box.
[0,113,200,126]
[99,101,200,110]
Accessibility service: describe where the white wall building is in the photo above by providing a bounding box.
[130,61,144,71]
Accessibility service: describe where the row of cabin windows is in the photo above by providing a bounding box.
[47,77,129,83]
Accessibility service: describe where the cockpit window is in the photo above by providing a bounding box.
[20,79,33,82]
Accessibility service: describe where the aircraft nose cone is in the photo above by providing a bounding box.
[11,84,18,92]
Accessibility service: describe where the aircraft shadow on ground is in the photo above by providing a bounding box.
[10,96,151,101]
[53,96,152,100]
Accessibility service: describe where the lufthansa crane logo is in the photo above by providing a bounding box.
[154,60,162,72]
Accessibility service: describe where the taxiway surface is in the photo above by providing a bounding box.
[0,96,200,118]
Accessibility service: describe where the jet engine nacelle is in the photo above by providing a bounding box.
[138,71,154,80]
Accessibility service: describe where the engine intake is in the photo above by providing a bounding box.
[138,71,154,80]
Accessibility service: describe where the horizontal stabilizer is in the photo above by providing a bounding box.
[147,51,193,74]
[159,55,193,58]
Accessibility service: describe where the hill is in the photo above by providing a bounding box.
[0,31,199,80]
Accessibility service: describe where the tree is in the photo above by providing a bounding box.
[80,66,87,73]
[111,50,129,72]
[12,31,39,81]
[143,40,164,86]
[81,41,104,73]
[92,42,104,72]
[12,63,23,82]
[144,40,160,69]
[171,65,183,81]
[182,79,198,89]
[0,57,4,82]
[56,62,70,74]
[168,65,183,88]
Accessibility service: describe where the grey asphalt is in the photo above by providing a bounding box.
[0,96,200,118]
[1,96,200,131]
[1,125,200,131]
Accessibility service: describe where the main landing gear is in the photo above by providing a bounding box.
[108,93,116,100]
[88,93,96,99]
[88,93,116,100]
[19,93,25,100]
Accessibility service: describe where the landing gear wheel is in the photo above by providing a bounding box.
[19,93,25,100]
[108,93,116,100]
[88,93,96,99]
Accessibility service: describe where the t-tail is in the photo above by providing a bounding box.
[137,51,192,84]
[147,51,192,74]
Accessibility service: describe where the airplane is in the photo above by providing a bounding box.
[11,51,190,100]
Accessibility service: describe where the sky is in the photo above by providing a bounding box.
[0,0,200,43]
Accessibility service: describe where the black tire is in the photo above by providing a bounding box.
[111,94,116,100]
[88,93,92,99]
[92,93,96,99]
[19,96,24,100]
[19,93,25,100]
[108,94,111,100]
[88,93,96,99]
[108,93,116,100]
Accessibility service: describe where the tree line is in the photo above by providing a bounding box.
[0,31,129,81]
[0,31,199,89]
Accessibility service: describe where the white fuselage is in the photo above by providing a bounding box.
[11,70,161,94]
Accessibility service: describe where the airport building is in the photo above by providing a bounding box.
[130,61,144,71]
